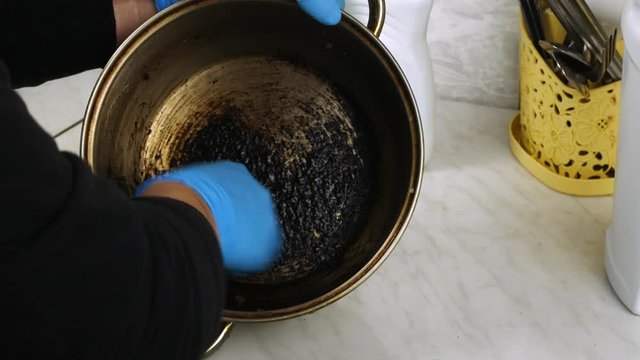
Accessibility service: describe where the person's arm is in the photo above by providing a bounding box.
[113,0,157,44]
[0,0,157,88]
[0,0,344,88]
[0,56,225,358]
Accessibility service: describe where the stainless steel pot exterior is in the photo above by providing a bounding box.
[82,0,423,322]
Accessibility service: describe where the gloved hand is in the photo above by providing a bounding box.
[297,0,344,25]
[136,161,283,275]
[153,0,343,25]
[153,0,180,12]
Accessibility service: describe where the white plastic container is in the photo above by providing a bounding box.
[605,0,640,314]
[345,0,436,163]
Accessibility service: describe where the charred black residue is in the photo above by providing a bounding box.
[174,105,372,283]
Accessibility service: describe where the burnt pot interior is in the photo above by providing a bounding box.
[84,0,419,319]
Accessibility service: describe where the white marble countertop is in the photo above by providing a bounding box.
[21,73,640,359]
[210,101,640,360]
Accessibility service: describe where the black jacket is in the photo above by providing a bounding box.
[0,1,225,359]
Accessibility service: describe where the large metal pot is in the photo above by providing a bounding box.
[82,0,423,354]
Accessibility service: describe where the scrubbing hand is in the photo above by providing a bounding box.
[137,161,282,274]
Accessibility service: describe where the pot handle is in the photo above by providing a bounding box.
[365,0,386,37]
[203,322,234,358]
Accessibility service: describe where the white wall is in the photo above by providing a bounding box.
[426,0,625,110]
[427,0,520,109]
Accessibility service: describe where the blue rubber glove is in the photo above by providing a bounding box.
[154,0,344,26]
[297,0,344,25]
[136,161,283,275]
[154,0,179,12]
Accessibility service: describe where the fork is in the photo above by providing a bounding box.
[585,29,617,84]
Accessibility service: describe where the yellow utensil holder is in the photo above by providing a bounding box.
[510,13,622,196]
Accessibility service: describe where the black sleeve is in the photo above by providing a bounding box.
[0,0,118,87]
[0,58,225,360]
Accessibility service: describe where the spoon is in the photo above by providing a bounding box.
[540,40,591,97]
[554,55,591,97]
[539,40,592,72]
[540,29,617,87]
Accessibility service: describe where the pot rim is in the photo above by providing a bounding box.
[81,0,424,323]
